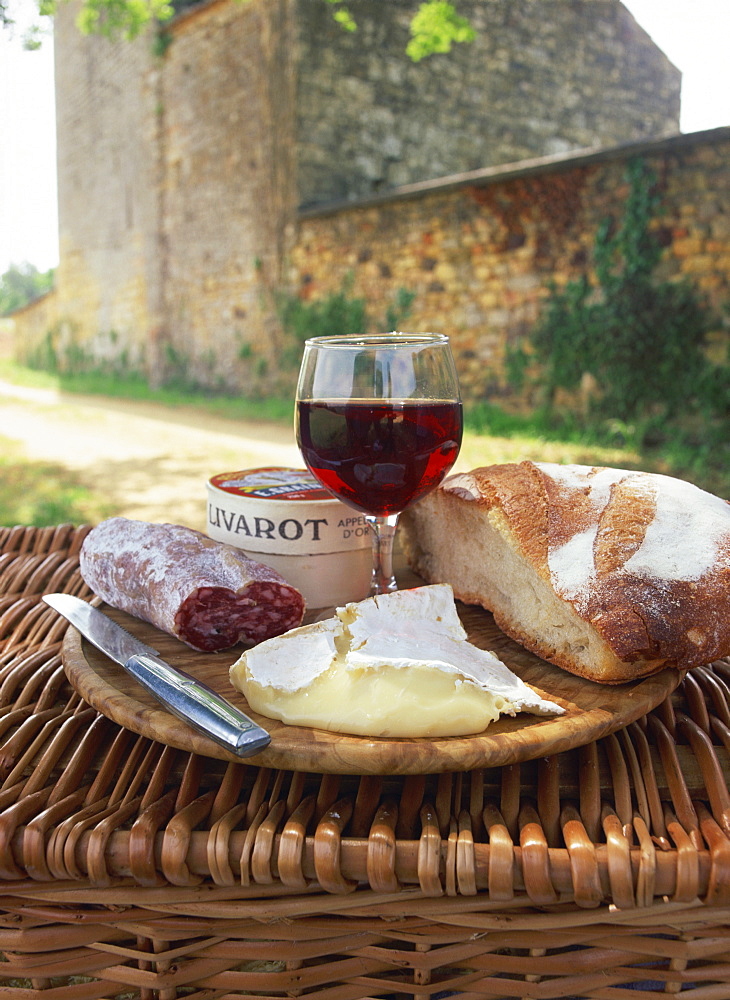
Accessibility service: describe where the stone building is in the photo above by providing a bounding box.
[43,0,683,390]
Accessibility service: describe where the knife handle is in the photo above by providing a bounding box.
[126,653,271,757]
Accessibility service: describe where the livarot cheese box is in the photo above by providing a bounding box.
[206,467,372,608]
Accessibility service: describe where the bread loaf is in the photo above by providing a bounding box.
[399,462,730,683]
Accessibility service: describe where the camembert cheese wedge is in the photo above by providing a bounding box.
[229,584,563,737]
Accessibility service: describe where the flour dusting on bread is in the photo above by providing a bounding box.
[400,461,730,684]
[622,472,729,580]
[536,463,729,602]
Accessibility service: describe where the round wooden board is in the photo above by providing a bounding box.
[60,590,682,776]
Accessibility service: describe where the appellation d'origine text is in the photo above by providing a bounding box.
[297,398,462,516]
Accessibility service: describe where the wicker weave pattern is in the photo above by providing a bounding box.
[0,523,729,998]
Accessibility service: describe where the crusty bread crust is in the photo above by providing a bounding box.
[400,461,730,683]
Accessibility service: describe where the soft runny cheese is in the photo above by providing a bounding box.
[229,584,563,737]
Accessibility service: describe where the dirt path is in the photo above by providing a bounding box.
[1,380,642,532]
[0,381,302,531]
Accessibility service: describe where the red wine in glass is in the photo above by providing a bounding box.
[297,398,462,516]
[295,333,462,595]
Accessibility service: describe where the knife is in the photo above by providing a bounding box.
[43,593,270,757]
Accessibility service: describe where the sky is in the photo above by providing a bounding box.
[0,0,729,275]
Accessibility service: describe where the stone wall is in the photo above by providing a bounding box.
[5,291,58,364]
[286,129,730,402]
[18,0,685,390]
[49,0,298,387]
[295,0,681,205]
[53,1,160,372]
[151,0,297,387]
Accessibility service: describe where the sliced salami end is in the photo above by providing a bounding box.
[79,517,306,652]
[175,583,306,652]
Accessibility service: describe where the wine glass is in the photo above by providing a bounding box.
[295,333,462,595]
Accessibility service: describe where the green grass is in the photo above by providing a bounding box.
[0,360,294,423]
[463,400,730,498]
[0,438,113,527]
[0,362,727,526]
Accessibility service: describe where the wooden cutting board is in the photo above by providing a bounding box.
[60,585,681,776]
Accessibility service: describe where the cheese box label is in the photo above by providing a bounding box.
[206,467,371,555]
[209,468,332,501]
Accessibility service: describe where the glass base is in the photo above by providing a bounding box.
[365,513,399,595]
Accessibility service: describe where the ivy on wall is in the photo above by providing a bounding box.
[275,276,416,369]
[509,157,727,436]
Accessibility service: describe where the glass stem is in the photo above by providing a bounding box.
[365,513,399,595]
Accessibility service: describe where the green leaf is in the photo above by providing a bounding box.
[332,8,356,32]
[325,0,357,33]
[41,0,176,41]
[406,1,476,62]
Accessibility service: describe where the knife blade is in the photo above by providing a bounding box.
[43,593,270,757]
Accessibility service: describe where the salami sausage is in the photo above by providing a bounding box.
[79,518,305,652]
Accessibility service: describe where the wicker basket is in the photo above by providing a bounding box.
[0,523,729,999]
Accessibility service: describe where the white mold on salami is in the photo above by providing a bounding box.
[79,518,305,652]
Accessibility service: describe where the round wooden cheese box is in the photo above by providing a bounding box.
[206,467,372,608]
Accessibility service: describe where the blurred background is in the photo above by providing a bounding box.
[1,0,728,530]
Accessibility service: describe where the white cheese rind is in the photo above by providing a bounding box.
[240,619,339,692]
[229,584,563,737]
